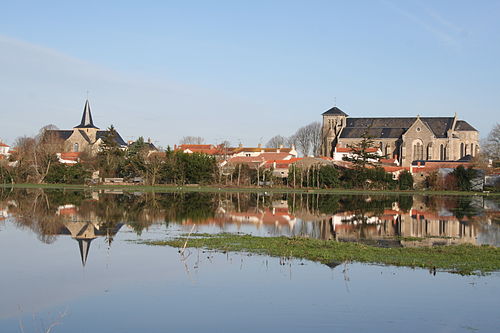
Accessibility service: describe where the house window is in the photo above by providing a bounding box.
[73,143,79,152]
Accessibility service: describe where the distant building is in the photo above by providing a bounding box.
[47,100,127,155]
[0,142,10,159]
[320,106,479,167]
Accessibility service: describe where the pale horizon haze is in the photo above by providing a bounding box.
[1,1,499,147]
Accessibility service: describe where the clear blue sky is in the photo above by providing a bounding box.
[1,0,499,147]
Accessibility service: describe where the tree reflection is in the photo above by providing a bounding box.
[1,189,498,256]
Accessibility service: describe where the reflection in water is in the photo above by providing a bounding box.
[0,189,499,265]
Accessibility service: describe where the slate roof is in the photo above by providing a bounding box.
[340,117,475,139]
[46,129,127,146]
[47,130,73,140]
[455,120,477,131]
[75,100,99,129]
[322,106,349,116]
[96,130,127,146]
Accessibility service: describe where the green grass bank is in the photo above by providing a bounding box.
[2,183,498,196]
[142,233,500,275]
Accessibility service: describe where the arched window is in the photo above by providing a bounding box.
[73,143,79,152]
[426,144,432,160]
[413,141,424,161]
[470,143,474,157]
[460,143,464,158]
[440,144,444,160]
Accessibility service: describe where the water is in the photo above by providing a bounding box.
[0,189,499,332]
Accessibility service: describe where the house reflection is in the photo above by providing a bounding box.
[1,190,498,251]
[317,198,480,246]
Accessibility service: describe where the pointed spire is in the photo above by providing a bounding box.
[75,100,99,128]
[78,238,93,267]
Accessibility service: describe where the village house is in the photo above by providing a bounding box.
[46,100,127,157]
[0,142,10,160]
[320,106,479,167]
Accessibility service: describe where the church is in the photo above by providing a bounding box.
[47,100,127,155]
[320,106,479,167]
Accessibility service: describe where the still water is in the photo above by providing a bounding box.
[0,189,499,332]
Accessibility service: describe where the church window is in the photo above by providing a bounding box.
[73,143,79,152]
[470,143,474,156]
[460,143,464,158]
[440,144,444,160]
[413,142,424,160]
[426,144,432,160]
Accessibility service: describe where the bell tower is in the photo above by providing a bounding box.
[73,99,99,142]
[321,106,348,157]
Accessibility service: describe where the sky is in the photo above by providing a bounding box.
[1,0,499,147]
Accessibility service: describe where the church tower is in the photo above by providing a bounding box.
[321,106,348,157]
[73,99,99,143]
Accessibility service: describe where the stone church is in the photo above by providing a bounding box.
[47,100,127,154]
[320,106,479,167]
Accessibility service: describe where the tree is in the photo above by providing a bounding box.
[483,123,500,162]
[342,131,383,169]
[451,165,478,191]
[318,165,340,188]
[10,125,65,183]
[266,135,288,148]
[398,170,414,190]
[292,121,322,156]
[97,125,125,177]
[179,136,205,145]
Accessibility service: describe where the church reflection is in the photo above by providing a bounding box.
[55,204,123,266]
[1,189,498,265]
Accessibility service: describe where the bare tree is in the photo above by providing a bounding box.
[483,123,500,161]
[266,135,288,148]
[179,136,205,145]
[291,122,322,156]
[309,122,322,155]
[12,125,65,183]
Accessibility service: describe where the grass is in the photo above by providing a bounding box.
[141,233,500,275]
[2,183,498,196]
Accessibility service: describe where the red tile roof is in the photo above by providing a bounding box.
[0,142,9,147]
[60,152,82,161]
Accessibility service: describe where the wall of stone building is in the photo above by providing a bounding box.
[64,128,98,154]
[401,122,436,167]
[453,130,480,158]
[321,115,346,157]
[337,138,400,157]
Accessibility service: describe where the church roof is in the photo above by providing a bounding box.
[322,106,349,116]
[97,130,127,146]
[75,100,99,129]
[340,117,475,139]
[46,129,127,146]
[46,130,73,140]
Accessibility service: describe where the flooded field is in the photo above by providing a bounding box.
[0,189,499,332]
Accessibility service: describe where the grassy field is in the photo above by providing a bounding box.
[141,233,500,275]
[1,183,498,196]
